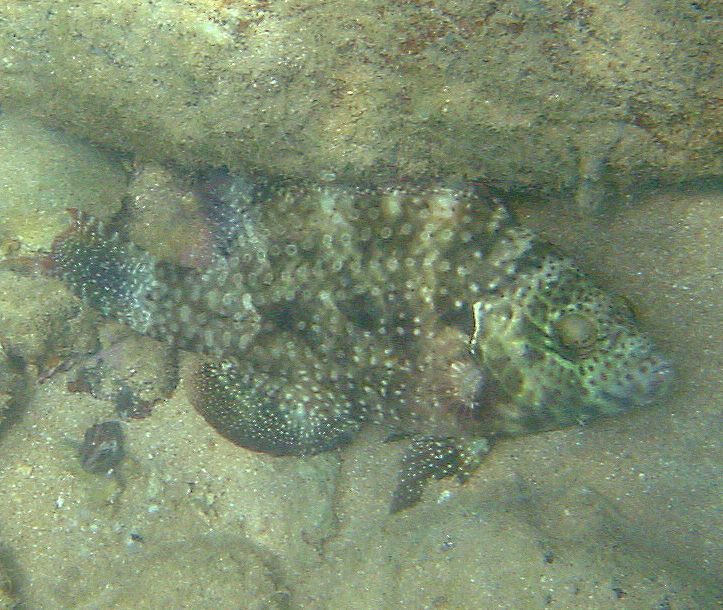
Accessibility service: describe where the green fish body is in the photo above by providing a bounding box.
[48,183,672,510]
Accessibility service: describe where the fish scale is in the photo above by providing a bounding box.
[47,182,672,511]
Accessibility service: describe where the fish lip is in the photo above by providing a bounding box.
[645,359,674,400]
[629,356,674,406]
[599,355,673,408]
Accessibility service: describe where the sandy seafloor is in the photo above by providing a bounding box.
[0,122,720,608]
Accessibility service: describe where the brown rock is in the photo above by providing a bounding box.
[0,1,718,201]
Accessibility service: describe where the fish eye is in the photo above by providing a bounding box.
[556,312,597,349]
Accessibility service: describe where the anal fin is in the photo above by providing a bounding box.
[390,437,490,513]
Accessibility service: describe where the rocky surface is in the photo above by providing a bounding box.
[68,328,178,421]
[0,549,21,609]
[0,112,126,254]
[0,270,99,372]
[0,0,719,201]
[0,344,24,434]
[126,164,225,269]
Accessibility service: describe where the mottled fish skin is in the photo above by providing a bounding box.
[47,183,672,509]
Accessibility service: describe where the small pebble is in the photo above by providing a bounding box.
[79,421,124,474]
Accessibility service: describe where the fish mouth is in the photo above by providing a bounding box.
[601,352,674,408]
[642,358,674,403]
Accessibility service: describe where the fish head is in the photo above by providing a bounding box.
[470,243,672,435]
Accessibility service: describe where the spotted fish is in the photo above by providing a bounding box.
[47,181,672,511]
